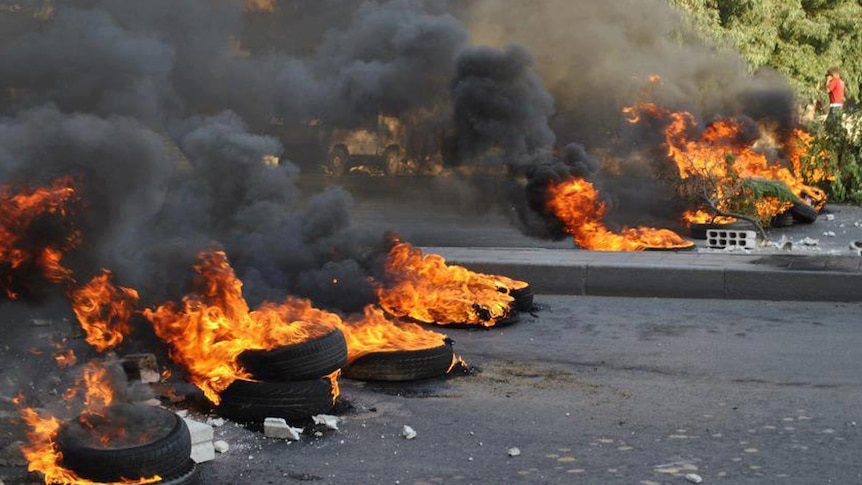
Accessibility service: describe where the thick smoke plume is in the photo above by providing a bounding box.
[0,0,798,308]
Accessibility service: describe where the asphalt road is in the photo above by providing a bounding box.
[179,295,859,485]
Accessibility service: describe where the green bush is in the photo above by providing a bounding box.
[800,106,862,204]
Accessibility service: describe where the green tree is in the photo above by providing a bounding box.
[670,0,862,104]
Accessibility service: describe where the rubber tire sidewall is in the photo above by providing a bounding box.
[344,343,454,382]
[57,408,191,483]
[239,327,348,382]
[217,378,335,423]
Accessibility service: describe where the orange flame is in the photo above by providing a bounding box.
[627,102,827,219]
[339,305,449,363]
[546,177,692,251]
[245,0,275,12]
[0,177,80,298]
[69,270,139,352]
[54,349,77,368]
[682,209,737,226]
[17,363,160,485]
[143,251,336,404]
[377,241,520,327]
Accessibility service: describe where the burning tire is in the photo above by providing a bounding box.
[56,404,192,483]
[790,201,818,224]
[771,210,795,228]
[510,285,534,312]
[158,460,199,485]
[238,327,348,382]
[217,378,336,422]
[343,341,455,382]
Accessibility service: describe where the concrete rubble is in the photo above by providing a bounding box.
[264,417,302,441]
[401,425,417,440]
[507,447,521,457]
[214,440,230,453]
[183,417,215,464]
[120,353,160,384]
[312,414,340,430]
[685,473,703,483]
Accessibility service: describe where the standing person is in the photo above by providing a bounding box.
[825,66,845,132]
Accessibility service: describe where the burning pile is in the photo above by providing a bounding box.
[15,362,172,485]
[142,251,339,404]
[0,177,81,298]
[546,177,694,251]
[625,101,826,224]
[377,240,527,326]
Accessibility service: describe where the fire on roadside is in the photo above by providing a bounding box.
[376,239,522,327]
[0,176,81,298]
[682,209,737,227]
[339,305,449,363]
[15,362,161,485]
[69,270,140,353]
[142,250,337,404]
[624,97,827,221]
[546,177,693,251]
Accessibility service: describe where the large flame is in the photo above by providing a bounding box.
[377,240,521,327]
[16,363,160,485]
[0,177,80,298]
[142,251,336,404]
[546,177,692,251]
[339,305,449,363]
[626,101,826,221]
[69,270,139,353]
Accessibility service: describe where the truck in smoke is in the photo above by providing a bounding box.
[318,113,448,176]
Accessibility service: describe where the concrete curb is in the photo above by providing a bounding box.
[423,247,862,302]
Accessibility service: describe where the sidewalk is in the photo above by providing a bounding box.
[425,247,862,302]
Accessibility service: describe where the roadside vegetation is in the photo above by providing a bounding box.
[670,0,862,205]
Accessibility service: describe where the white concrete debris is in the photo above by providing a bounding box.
[823,231,836,237]
[214,440,230,453]
[507,447,521,457]
[30,319,51,326]
[314,431,324,437]
[264,418,302,441]
[182,417,214,444]
[120,353,161,384]
[312,414,340,430]
[401,425,417,440]
[190,442,215,464]
[685,473,703,483]
[801,237,820,246]
[206,417,225,427]
[826,214,835,221]
[182,417,216,463]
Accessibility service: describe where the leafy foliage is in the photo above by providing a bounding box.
[799,106,862,204]
[669,0,862,103]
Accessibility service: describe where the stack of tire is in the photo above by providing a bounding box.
[57,404,198,484]
[216,327,348,423]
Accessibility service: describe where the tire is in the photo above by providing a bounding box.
[510,285,534,312]
[383,144,402,175]
[790,200,818,224]
[327,144,349,176]
[217,378,335,423]
[344,342,455,382]
[688,222,710,240]
[159,460,199,485]
[771,210,795,228]
[238,328,348,382]
[57,405,191,483]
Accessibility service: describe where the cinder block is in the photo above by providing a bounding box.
[182,417,214,445]
[706,229,757,249]
[190,441,215,463]
[263,417,302,440]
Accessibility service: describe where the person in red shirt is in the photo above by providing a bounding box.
[825,66,845,131]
